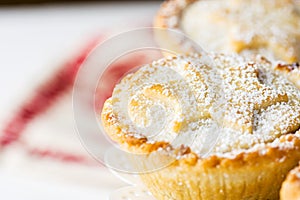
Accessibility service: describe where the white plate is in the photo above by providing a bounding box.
[110,186,155,200]
[105,148,156,200]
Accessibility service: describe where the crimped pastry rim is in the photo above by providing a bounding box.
[101,97,300,169]
[154,0,196,29]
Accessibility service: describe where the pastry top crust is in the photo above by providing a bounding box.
[101,53,300,164]
[155,0,300,62]
[275,62,300,88]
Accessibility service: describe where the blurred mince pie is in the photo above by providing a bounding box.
[155,0,300,63]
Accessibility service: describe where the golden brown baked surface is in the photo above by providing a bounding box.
[275,62,300,88]
[281,162,300,200]
[101,53,300,200]
[102,53,300,156]
[155,0,300,63]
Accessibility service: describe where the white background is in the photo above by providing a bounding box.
[0,2,160,199]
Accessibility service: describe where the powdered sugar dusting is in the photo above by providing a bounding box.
[104,53,300,157]
[181,0,300,62]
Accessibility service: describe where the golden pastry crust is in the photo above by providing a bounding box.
[141,134,300,200]
[154,0,195,29]
[101,53,300,200]
[281,161,300,200]
[275,62,300,88]
[104,98,300,199]
[154,0,300,63]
